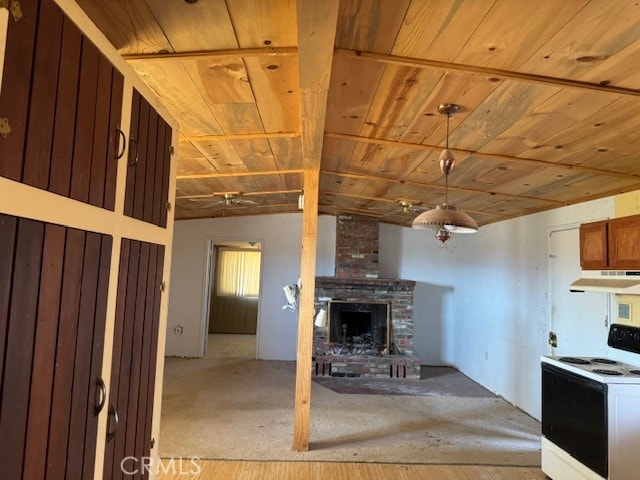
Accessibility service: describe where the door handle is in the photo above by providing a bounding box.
[106,405,119,442]
[128,137,139,167]
[95,378,107,414]
[115,127,126,159]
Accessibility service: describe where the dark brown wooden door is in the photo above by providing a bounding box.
[0,0,124,210]
[0,214,112,480]
[579,221,608,269]
[124,91,173,227]
[608,215,640,269]
[104,239,164,480]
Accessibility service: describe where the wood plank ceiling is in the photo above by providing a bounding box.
[75,0,640,226]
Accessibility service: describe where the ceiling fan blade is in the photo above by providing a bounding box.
[380,208,401,218]
[233,198,258,205]
[368,204,396,211]
[189,198,224,208]
[410,206,428,212]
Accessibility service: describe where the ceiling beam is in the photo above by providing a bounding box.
[335,49,640,97]
[323,170,565,205]
[175,205,300,220]
[297,7,337,170]
[323,191,510,218]
[122,46,297,61]
[325,132,640,181]
[318,205,385,218]
[179,132,300,142]
[322,191,400,205]
[176,169,304,180]
[176,189,303,200]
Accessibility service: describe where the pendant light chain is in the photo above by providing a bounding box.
[444,113,450,205]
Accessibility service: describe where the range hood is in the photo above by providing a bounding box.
[570,270,640,294]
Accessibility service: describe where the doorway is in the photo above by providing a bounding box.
[204,240,262,359]
[548,227,609,356]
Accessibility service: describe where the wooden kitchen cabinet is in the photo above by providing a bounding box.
[579,221,608,269]
[608,215,640,269]
[579,215,640,270]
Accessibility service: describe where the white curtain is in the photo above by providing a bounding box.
[216,248,261,297]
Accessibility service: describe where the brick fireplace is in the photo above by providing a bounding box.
[313,214,420,379]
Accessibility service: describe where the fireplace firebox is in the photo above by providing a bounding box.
[328,301,390,352]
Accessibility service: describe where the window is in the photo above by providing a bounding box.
[215,248,261,297]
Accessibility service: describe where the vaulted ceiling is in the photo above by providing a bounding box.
[76,0,640,226]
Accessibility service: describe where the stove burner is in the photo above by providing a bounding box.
[629,370,640,375]
[559,357,591,365]
[592,368,623,376]
[591,358,619,365]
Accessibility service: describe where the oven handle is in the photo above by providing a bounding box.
[542,363,607,392]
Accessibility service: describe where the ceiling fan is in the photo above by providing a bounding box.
[188,192,258,209]
[375,199,427,218]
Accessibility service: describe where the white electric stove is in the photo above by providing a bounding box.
[541,355,640,383]
[541,324,640,480]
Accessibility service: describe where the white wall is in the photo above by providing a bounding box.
[448,197,615,419]
[379,223,456,364]
[166,213,336,360]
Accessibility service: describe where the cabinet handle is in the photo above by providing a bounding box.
[128,137,139,168]
[106,405,119,442]
[116,128,126,159]
[95,378,107,414]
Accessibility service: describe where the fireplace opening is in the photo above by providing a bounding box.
[328,301,390,354]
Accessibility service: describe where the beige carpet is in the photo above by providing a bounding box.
[159,346,541,466]
[206,333,256,358]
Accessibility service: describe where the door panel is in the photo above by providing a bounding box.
[0,218,45,480]
[23,224,65,480]
[104,239,165,480]
[0,215,112,480]
[0,0,39,181]
[22,0,64,189]
[124,91,173,227]
[0,0,123,211]
[0,215,18,393]
[49,16,83,197]
[549,228,609,355]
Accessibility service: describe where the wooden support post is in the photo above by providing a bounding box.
[292,0,339,451]
[293,169,319,451]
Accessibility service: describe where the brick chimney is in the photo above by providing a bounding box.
[334,214,379,279]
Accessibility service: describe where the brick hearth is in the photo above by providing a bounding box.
[313,277,420,379]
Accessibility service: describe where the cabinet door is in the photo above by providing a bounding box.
[103,239,164,480]
[0,0,124,211]
[124,91,173,228]
[579,221,608,269]
[0,214,112,480]
[609,216,640,269]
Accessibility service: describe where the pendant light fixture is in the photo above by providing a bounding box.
[412,103,478,243]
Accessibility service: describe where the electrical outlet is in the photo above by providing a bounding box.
[484,351,488,361]
[619,303,631,320]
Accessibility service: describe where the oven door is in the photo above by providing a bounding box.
[542,363,608,478]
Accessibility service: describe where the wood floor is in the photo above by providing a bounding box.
[157,460,546,479]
